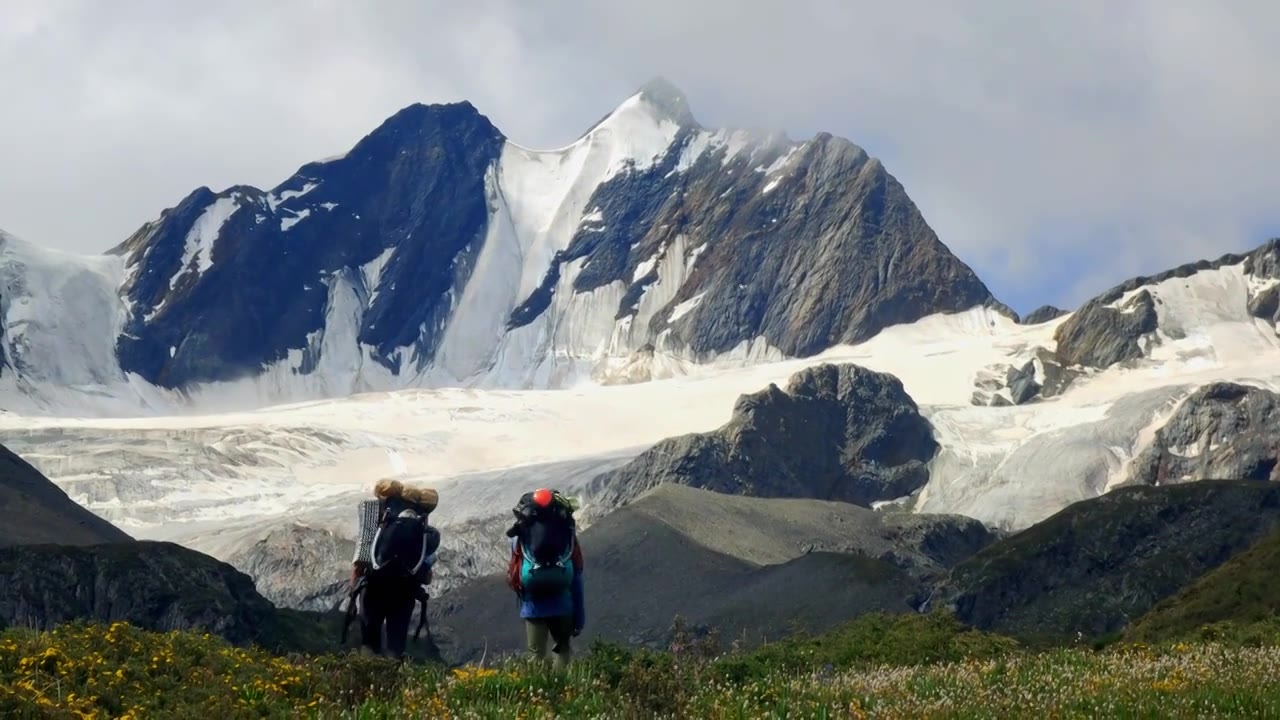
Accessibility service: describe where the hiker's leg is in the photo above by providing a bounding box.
[384,588,416,660]
[525,619,551,668]
[547,614,574,671]
[359,583,387,655]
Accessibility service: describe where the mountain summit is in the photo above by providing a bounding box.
[0,80,1001,412]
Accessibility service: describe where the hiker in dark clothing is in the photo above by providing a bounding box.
[348,480,439,660]
[505,488,585,670]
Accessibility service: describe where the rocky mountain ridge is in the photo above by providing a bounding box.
[0,78,1004,414]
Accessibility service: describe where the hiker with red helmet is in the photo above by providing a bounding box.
[505,487,584,670]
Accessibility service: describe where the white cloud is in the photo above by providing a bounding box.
[0,0,1277,313]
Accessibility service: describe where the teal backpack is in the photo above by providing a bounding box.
[518,537,575,597]
[510,489,577,597]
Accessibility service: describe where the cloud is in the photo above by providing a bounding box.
[0,0,1277,313]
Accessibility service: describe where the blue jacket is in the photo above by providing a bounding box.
[511,537,585,631]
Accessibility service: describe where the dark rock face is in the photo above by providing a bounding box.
[1085,239,1280,308]
[1054,289,1158,369]
[85,79,1005,393]
[0,541,282,645]
[111,102,507,387]
[588,363,938,509]
[534,125,1005,360]
[1006,361,1042,405]
[1021,305,1068,325]
[0,442,131,547]
[970,347,1077,406]
[1053,239,1280,372]
[933,481,1280,640]
[226,524,354,613]
[1249,283,1280,324]
[869,513,999,577]
[1130,383,1280,486]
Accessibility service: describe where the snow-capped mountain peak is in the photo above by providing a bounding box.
[0,80,999,415]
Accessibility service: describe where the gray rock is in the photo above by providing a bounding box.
[1086,239,1280,308]
[1242,239,1280,280]
[113,102,508,387]
[539,125,1008,360]
[0,441,131,548]
[1007,360,1042,405]
[1033,347,1078,398]
[1054,289,1158,369]
[1248,283,1280,324]
[226,523,354,612]
[1021,305,1068,325]
[988,393,1012,407]
[0,541,343,654]
[975,376,1003,392]
[1130,382,1280,485]
[587,363,938,510]
[1051,238,1280,372]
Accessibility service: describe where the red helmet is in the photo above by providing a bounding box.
[532,488,553,507]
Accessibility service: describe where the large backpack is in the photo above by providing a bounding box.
[507,490,576,597]
[370,495,439,583]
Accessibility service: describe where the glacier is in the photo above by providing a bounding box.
[1,256,1278,583]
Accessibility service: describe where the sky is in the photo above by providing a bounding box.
[1,1,1278,315]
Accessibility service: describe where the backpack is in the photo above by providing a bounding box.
[370,495,439,582]
[506,490,576,597]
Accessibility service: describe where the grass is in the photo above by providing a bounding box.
[5,612,1280,718]
[1131,526,1280,645]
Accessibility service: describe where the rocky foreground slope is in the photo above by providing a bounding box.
[431,479,1280,662]
[430,482,992,662]
[0,442,132,547]
[933,480,1280,641]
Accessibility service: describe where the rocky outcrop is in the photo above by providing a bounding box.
[0,541,334,651]
[1054,289,1158,370]
[531,107,1007,361]
[112,102,507,387]
[0,441,131,547]
[1006,361,1042,405]
[1020,305,1068,325]
[1130,383,1280,485]
[932,480,1280,640]
[970,347,1078,406]
[1053,239,1280,371]
[226,524,354,612]
[587,363,938,510]
[1249,283,1280,323]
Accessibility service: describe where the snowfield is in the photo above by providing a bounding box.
[1,255,1278,581]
